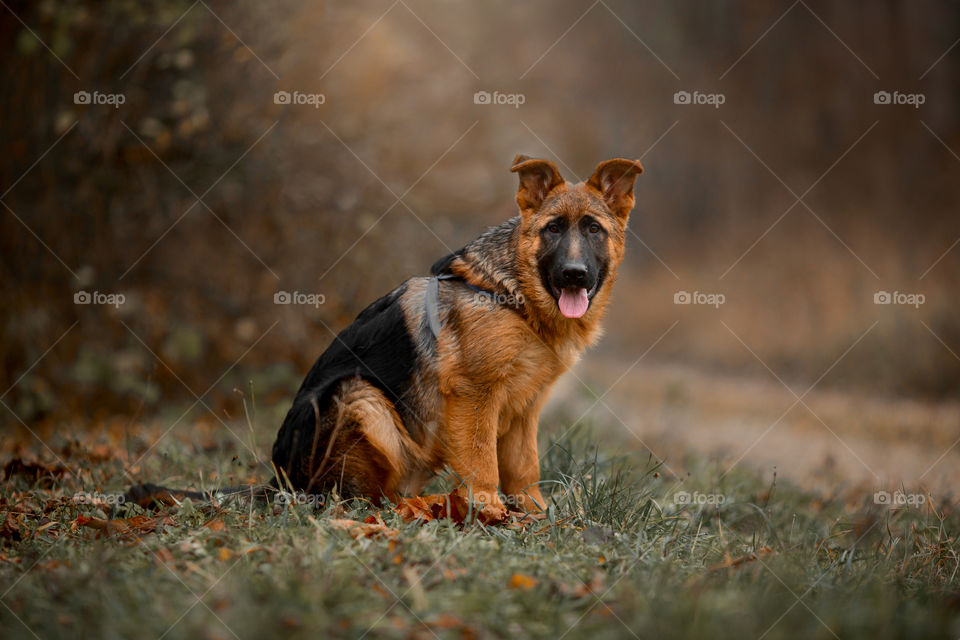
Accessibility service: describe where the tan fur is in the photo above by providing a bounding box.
[339,380,406,478]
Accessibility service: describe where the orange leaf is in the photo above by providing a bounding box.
[573,570,606,598]
[155,547,175,565]
[328,518,360,528]
[76,514,172,539]
[442,568,467,580]
[370,582,392,601]
[429,614,465,629]
[203,518,225,531]
[508,573,538,590]
[708,546,773,571]
[394,496,436,522]
[393,492,517,525]
[329,518,398,539]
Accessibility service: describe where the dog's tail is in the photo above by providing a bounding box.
[123,483,276,510]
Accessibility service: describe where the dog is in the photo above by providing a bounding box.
[271,155,643,520]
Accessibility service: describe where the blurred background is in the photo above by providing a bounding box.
[1,0,958,489]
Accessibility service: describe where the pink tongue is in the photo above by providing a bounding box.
[558,288,589,318]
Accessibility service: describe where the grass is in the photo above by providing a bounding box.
[0,413,958,640]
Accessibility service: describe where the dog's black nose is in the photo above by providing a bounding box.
[560,264,588,287]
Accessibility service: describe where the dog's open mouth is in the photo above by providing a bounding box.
[557,286,597,319]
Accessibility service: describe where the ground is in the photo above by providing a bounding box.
[0,370,958,639]
[574,357,960,493]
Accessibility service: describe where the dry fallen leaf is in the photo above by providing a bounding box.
[370,582,393,601]
[708,546,774,571]
[0,512,23,541]
[508,573,538,590]
[154,547,175,565]
[328,518,398,539]
[393,492,523,525]
[203,518,225,531]
[442,567,467,581]
[394,495,436,522]
[423,614,477,639]
[3,458,69,484]
[429,614,465,629]
[572,570,606,598]
[75,514,173,539]
[280,614,303,629]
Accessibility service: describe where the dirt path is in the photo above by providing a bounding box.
[549,358,960,496]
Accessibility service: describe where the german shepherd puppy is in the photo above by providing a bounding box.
[271,155,643,520]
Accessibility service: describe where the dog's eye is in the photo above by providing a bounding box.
[546,222,562,234]
[588,222,602,234]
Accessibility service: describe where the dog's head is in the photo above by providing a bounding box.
[511,155,643,320]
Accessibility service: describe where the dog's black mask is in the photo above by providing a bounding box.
[536,214,609,318]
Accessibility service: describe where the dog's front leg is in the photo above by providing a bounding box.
[443,394,507,520]
[498,402,546,514]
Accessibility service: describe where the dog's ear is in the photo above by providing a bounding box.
[511,155,565,214]
[587,158,644,221]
